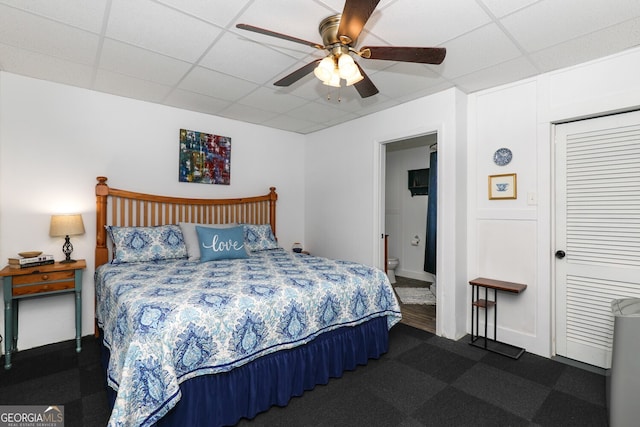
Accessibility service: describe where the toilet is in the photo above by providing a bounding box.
[387,257,399,284]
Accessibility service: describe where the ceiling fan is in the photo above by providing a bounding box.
[236,0,446,98]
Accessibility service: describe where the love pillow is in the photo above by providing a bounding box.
[196,225,248,262]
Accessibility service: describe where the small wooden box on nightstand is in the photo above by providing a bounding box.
[1,260,86,369]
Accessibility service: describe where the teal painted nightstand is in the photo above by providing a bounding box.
[1,259,86,369]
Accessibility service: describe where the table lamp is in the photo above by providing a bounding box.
[50,214,85,263]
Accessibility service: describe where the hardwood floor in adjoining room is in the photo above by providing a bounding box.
[392,276,436,334]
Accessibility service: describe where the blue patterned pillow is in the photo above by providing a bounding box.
[107,224,187,264]
[196,225,248,262]
[243,224,278,252]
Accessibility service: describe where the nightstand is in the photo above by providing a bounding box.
[1,260,86,369]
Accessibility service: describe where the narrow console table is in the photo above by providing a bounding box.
[469,277,527,359]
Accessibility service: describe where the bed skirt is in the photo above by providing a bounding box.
[102,316,390,426]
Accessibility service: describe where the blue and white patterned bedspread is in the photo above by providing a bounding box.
[96,248,401,427]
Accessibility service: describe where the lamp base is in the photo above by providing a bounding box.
[61,235,75,264]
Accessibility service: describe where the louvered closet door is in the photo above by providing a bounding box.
[555,110,640,369]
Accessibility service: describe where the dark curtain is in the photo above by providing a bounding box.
[424,150,437,274]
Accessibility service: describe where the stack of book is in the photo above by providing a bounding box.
[8,254,55,269]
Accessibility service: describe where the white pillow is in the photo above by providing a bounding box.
[179,222,237,261]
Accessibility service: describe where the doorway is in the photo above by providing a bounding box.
[554,110,640,368]
[383,133,437,333]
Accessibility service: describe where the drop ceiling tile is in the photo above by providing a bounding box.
[217,103,279,125]
[439,23,521,79]
[200,32,305,84]
[452,56,538,93]
[478,0,538,18]
[0,42,94,88]
[155,0,251,27]
[370,0,491,45]
[298,121,336,134]
[262,112,320,133]
[0,5,99,64]
[368,62,446,98]
[396,81,455,103]
[94,69,174,103]
[284,99,358,124]
[164,88,231,115]
[106,0,220,62]
[326,90,396,115]
[355,96,402,117]
[501,0,640,52]
[0,0,107,33]
[313,0,346,13]
[316,0,396,13]
[529,17,640,73]
[100,39,191,86]
[356,55,395,75]
[237,87,309,114]
[178,66,256,101]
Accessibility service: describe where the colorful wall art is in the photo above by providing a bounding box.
[179,128,231,185]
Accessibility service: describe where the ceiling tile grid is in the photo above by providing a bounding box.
[1,0,639,134]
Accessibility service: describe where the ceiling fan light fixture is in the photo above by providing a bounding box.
[345,68,364,86]
[324,68,341,87]
[238,3,448,100]
[313,56,335,82]
[337,53,358,79]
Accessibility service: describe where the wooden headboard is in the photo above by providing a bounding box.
[95,176,278,268]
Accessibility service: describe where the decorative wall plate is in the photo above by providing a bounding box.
[493,148,513,166]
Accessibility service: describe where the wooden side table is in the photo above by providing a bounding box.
[469,277,527,359]
[1,259,86,369]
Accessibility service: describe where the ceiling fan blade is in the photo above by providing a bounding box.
[236,24,324,50]
[274,59,322,87]
[353,63,378,98]
[361,46,446,64]
[337,0,381,43]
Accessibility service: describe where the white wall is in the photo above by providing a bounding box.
[467,46,640,358]
[5,44,639,358]
[385,145,431,281]
[305,88,469,340]
[0,72,306,351]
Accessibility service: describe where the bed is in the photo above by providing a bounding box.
[94,176,402,426]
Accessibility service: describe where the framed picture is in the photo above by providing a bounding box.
[489,173,517,200]
[179,129,231,185]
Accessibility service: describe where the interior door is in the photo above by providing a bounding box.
[555,110,640,369]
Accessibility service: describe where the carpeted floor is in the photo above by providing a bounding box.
[0,335,109,427]
[0,324,608,426]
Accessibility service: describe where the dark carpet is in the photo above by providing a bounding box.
[0,324,608,426]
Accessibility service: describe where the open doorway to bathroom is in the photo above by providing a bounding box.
[384,133,437,334]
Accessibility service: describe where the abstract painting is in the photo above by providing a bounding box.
[179,128,231,185]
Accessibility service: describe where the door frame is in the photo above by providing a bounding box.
[374,128,441,334]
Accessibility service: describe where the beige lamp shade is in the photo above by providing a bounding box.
[49,214,85,237]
